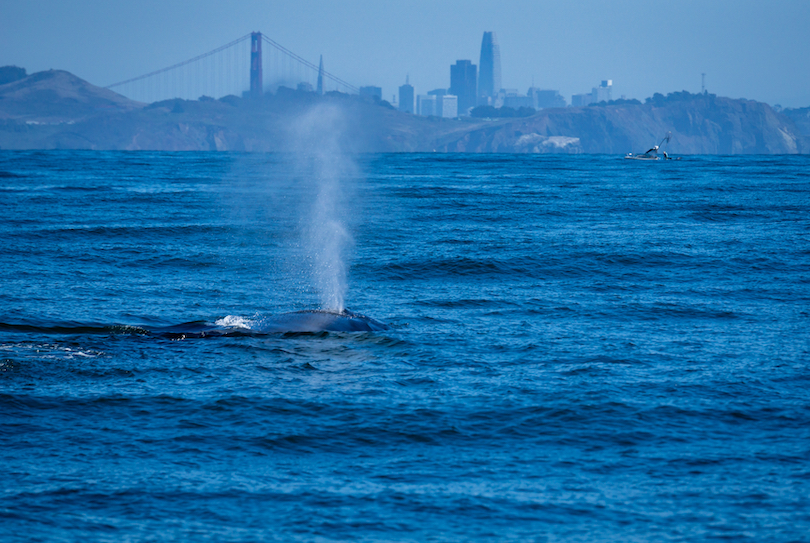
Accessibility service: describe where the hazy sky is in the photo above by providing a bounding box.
[2,0,809,107]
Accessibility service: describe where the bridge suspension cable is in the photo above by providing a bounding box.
[105,34,252,91]
[104,32,359,104]
[261,35,359,94]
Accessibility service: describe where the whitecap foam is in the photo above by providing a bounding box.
[214,315,254,329]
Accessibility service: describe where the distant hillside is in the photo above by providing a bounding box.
[0,69,143,123]
[0,66,27,86]
[0,71,485,152]
[0,69,806,154]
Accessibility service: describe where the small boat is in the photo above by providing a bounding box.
[625,132,679,160]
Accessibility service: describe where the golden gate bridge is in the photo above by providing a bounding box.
[105,32,358,103]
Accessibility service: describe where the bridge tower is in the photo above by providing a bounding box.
[250,32,263,98]
[316,55,324,95]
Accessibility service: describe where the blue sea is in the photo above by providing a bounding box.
[1,151,809,542]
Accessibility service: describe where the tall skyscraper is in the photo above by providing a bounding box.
[450,60,477,114]
[316,55,324,95]
[478,32,501,102]
[398,76,414,113]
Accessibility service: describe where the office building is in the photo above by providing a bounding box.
[359,86,382,100]
[426,89,453,117]
[428,88,447,98]
[529,88,566,109]
[572,80,612,107]
[417,95,437,116]
[593,80,612,103]
[478,31,501,103]
[428,88,447,115]
[398,76,414,113]
[503,92,534,109]
[572,93,593,107]
[450,60,477,115]
[439,95,458,118]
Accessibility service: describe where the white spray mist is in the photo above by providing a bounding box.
[288,103,357,312]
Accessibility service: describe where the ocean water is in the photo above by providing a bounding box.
[1,151,809,542]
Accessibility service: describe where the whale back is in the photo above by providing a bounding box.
[254,309,389,333]
[157,309,389,338]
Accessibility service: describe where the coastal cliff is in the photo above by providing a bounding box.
[0,69,806,154]
[437,93,805,154]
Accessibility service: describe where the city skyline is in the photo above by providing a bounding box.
[2,0,810,108]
